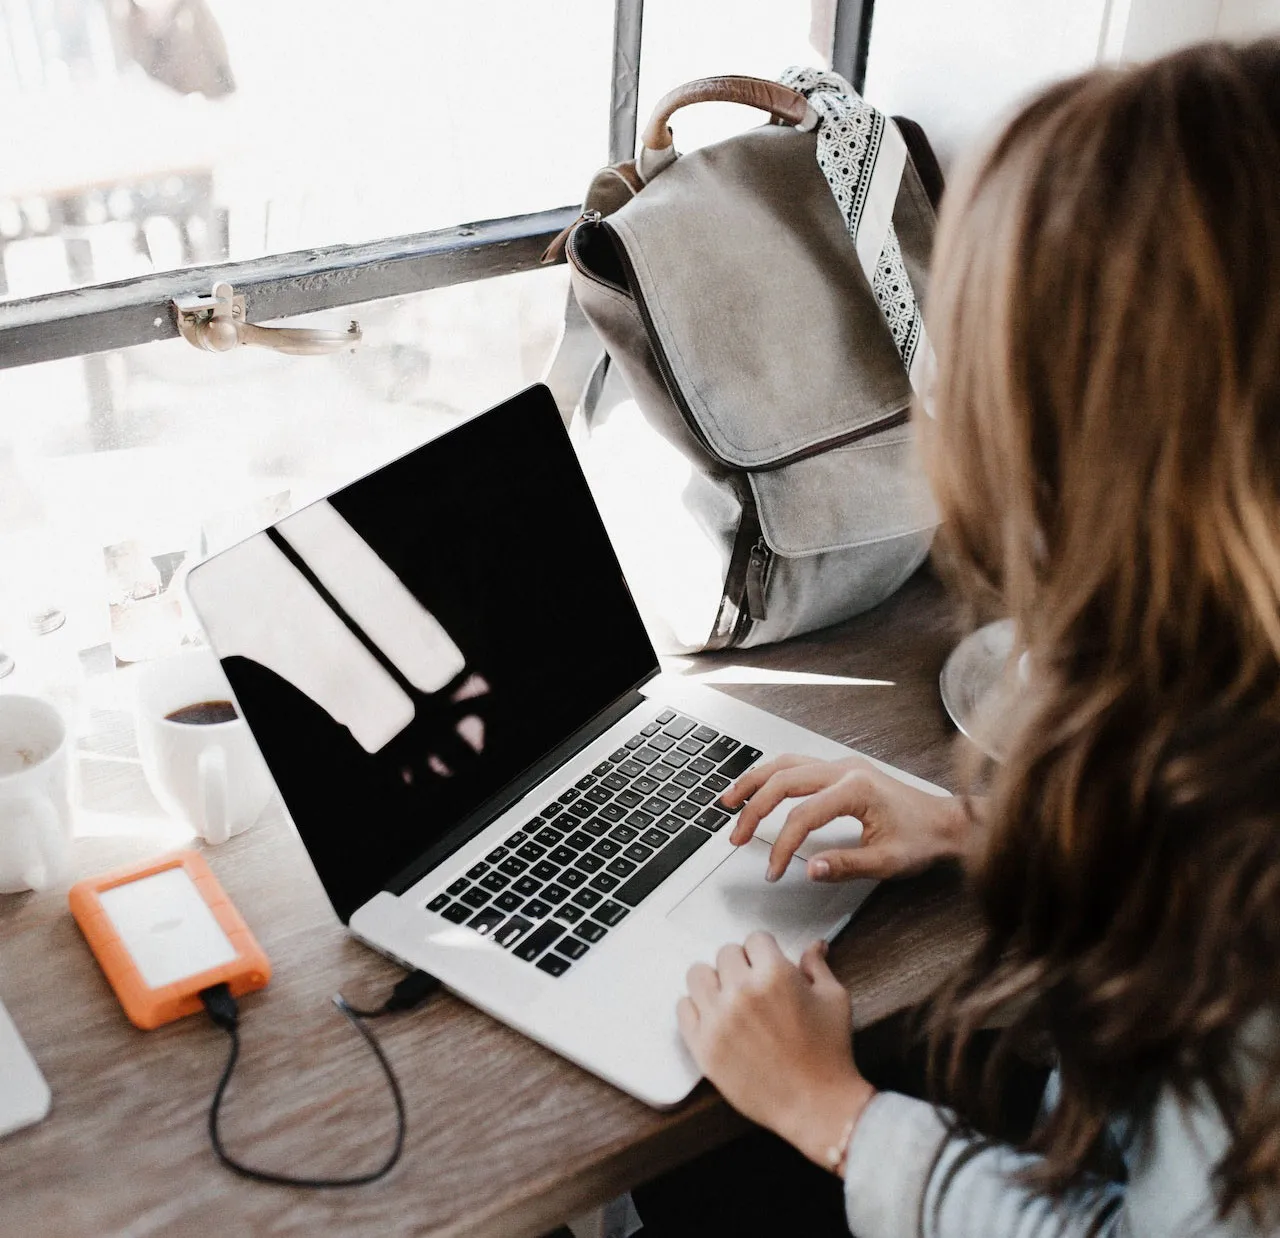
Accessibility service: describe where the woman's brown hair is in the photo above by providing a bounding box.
[922,40,1280,1221]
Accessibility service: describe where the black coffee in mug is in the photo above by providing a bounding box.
[165,700,238,726]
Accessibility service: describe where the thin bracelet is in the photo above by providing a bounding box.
[826,1112,861,1178]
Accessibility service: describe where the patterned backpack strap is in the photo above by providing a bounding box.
[780,67,936,405]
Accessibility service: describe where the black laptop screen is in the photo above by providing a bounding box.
[191,387,659,922]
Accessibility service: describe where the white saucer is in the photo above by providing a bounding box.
[939,619,1015,759]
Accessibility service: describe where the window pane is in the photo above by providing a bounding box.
[0,265,569,702]
[0,1,611,299]
[636,0,830,156]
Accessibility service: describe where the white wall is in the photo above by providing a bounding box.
[1217,0,1280,35]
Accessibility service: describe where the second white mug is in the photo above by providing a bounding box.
[135,653,276,844]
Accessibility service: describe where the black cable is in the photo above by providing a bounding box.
[200,970,440,1188]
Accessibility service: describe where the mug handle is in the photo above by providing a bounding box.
[197,747,230,845]
[15,795,66,892]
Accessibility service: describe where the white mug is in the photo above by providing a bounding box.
[0,695,74,893]
[135,653,276,844]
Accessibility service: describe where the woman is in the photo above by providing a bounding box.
[677,40,1280,1237]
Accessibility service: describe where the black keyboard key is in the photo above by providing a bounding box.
[608,824,638,844]
[594,838,622,858]
[600,803,627,821]
[559,788,581,804]
[495,890,524,912]
[574,852,605,874]
[581,816,610,837]
[703,736,740,764]
[602,772,629,792]
[691,725,719,743]
[480,872,510,893]
[673,770,700,789]
[427,893,450,912]
[523,898,553,920]
[689,757,715,775]
[596,901,629,927]
[516,842,547,862]
[461,886,489,909]
[625,810,655,829]
[648,733,675,752]
[515,921,565,961]
[498,856,528,878]
[541,882,570,905]
[575,920,608,943]
[505,830,529,847]
[641,721,661,736]
[660,752,689,769]
[648,762,676,780]
[572,887,603,909]
[625,734,646,750]
[542,811,568,829]
[447,878,468,896]
[634,746,660,765]
[606,856,637,878]
[655,814,684,833]
[677,736,705,755]
[513,875,542,897]
[608,747,629,763]
[623,842,653,864]
[441,902,472,924]
[557,937,589,960]
[615,825,711,907]
[633,775,659,796]
[703,773,731,793]
[565,830,594,851]
[640,828,669,848]
[586,786,612,805]
[531,860,560,882]
[695,807,730,832]
[537,953,571,976]
[687,787,716,805]
[589,871,621,893]
[566,801,594,819]
[615,789,643,809]
[493,915,533,947]
[662,716,697,739]
[548,845,577,866]
[617,760,645,780]
[533,826,565,846]
[657,784,684,802]
[641,798,668,816]
[469,907,505,936]
[673,800,701,820]
[554,902,585,924]
[559,867,587,888]
[576,774,598,790]
[657,709,676,723]
[466,862,488,880]
[592,761,614,777]
[485,846,509,864]
[718,745,763,779]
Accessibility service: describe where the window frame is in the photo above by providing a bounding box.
[0,0,873,371]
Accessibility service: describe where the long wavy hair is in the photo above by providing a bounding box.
[921,41,1280,1221]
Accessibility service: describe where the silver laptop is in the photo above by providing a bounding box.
[185,384,943,1107]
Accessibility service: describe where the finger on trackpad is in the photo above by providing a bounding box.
[749,799,865,859]
[664,839,873,958]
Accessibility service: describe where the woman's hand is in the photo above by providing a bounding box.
[677,933,874,1170]
[723,754,972,882]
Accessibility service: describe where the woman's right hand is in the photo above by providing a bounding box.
[722,754,973,883]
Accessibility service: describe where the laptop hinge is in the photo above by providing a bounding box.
[381,679,656,900]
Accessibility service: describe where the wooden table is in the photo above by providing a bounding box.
[0,569,980,1238]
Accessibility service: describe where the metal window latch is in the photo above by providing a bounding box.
[173,282,362,356]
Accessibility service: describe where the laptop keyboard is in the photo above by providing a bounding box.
[423,710,763,977]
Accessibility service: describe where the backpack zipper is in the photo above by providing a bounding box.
[745,539,771,622]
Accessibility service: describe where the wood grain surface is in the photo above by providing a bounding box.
[0,569,980,1238]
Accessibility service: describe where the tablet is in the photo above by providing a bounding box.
[69,851,270,1030]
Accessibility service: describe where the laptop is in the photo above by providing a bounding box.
[184,384,945,1107]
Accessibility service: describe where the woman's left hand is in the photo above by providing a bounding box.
[676,932,876,1171]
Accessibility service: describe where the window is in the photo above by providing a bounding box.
[0,0,872,712]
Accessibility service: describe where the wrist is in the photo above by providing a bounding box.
[781,1074,876,1175]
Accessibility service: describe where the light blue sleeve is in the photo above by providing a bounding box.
[842,1082,1261,1238]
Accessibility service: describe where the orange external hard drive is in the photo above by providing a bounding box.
[69,850,270,1030]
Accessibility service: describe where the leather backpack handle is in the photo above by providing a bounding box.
[641,75,812,151]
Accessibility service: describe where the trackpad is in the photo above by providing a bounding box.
[665,839,872,957]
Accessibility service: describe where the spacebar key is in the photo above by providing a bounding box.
[615,826,710,907]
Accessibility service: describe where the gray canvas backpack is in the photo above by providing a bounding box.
[544,72,942,654]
